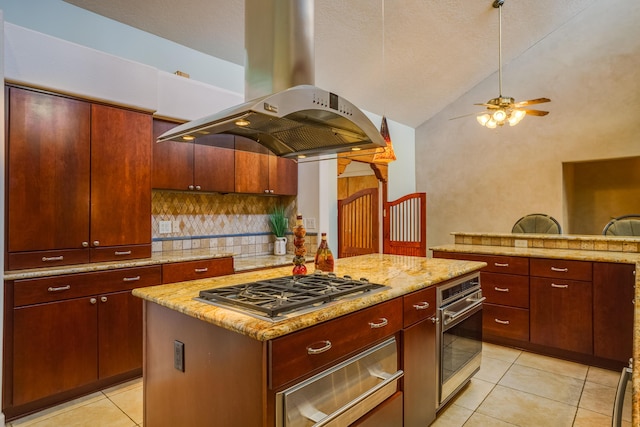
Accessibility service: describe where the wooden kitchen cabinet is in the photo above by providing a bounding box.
[152,118,235,193]
[4,266,161,418]
[432,251,531,343]
[12,297,98,406]
[593,262,635,363]
[402,286,437,427]
[7,86,91,268]
[161,257,234,284]
[530,276,593,354]
[235,136,298,195]
[6,86,152,270]
[90,104,152,257]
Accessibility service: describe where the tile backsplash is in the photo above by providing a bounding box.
[151,190,317,256]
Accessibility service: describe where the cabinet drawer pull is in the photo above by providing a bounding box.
[42,256,64,262]
[194,268,209,273]
[123,276,141,282]
[306,340,332,355]
[114,250,132,256]
[551,283,569,289]
[494,287,510,292]
[368,318,389,329]
[48,285,71,293]
[551,267,569,272]
[494,318,510,325]
[413,301,430,310]
[494,262,509,267]
[100,296,108,303]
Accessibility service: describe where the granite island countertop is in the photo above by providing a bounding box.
[132,253,486,342]
[431,234,640,427]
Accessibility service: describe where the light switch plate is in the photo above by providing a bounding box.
[304,217,316,230]
[159,221,172,234]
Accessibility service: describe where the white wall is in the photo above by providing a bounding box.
[0,0,243,94]
[416,0,640,250]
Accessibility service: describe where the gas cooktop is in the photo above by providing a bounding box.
[196,273,386,321]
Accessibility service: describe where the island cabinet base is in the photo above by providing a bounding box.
[143,302,266,427]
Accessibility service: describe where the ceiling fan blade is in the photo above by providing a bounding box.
[514,98,551,107]
[523,109,549,116]
[473,103,500,109]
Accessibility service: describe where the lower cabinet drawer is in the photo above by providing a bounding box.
[162,257,234,283]
[269,298,402,389]
[14,266,162,307]
[403,286,436,327]
[481,272,529,308]
[482,303,529,341]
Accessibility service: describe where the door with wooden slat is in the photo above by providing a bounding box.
[338,188,379,258]
[383,193,427,257]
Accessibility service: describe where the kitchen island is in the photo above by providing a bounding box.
[431,232,640,427]
[132,254,486,426]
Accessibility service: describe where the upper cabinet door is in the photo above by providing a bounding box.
[194,134,235,193]
[90,104,152,247]
[151,119,194,191]
[234,136,270,194]
[269,155,298,196]
[7,87,91,253]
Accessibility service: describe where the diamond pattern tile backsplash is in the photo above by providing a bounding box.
[151,190,316,256]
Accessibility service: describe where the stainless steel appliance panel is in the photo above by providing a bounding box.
[275,337,402,427]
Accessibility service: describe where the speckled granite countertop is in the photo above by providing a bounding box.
[431,240,640,426]
[3,250,308,281]
[132,254,486,341]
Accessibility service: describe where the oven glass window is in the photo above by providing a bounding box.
[441,309,483,384]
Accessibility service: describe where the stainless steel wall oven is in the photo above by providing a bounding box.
[437,274,484,407]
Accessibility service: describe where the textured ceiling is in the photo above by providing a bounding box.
[64,0,597,127]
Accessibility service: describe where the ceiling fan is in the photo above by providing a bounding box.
[474,0,550,128]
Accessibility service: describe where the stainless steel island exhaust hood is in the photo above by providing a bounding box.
[157,0,386,159]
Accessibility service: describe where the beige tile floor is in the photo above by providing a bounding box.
[433,342,633,427]
[4,343,632,426]
[5,379,142,427]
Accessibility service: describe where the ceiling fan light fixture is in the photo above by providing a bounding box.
[477,113,491,126]
[486,119,498,129]
[508,109,526,126]
[492,109,507,122]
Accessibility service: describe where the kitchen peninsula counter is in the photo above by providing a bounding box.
[431,232,640,426]
[132,253,486,341]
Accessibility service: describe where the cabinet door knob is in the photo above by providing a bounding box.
[195,185,201,190]
[93,240,100,247]
[90,298,97,305]
[430,316,440,324]
[82,241,89,248]
[188,185,195,190]
[264,189,270,193]
[100,296,108,303]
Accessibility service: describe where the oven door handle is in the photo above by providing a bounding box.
[311,369,404,427]
[443,297,486,322]
[612,365,632,427]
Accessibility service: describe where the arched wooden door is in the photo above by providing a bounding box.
[337,188,379,258]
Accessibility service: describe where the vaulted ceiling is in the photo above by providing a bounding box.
[64,0,598,128]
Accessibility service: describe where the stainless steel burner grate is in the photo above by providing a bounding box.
[197,273,386,319]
